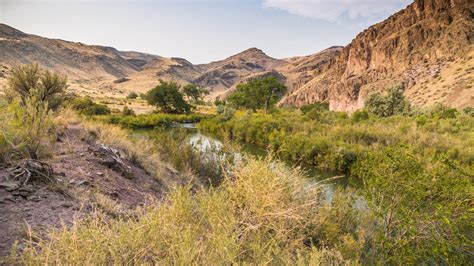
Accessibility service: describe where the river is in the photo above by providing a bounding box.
[135,123,364,204]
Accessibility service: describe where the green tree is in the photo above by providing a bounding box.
[182,84,209,104]
[365,86,410,117]
[6,64,67,111]
[228,76,287,114]
[145,80,191,114]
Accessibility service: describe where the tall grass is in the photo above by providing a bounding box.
[7,157,362,264]
[55,109,196,189]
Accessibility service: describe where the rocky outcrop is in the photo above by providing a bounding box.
[194,48,286,97]
[281,0,474,111]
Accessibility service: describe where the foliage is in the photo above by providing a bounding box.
[122,106,135,116]
[9,157,361,264]
[70,97,111,116]
[0,93,55,161]
[216,105,236,122]
[103,113,212,129]
[126,92,138,99]
[463,106,474,117]
[182,84,209,104]
[351,109,369,122]
[199,108,474,173]
[6,64,67,111]
[146,80,191,114]
[214,97,226,106]
[365,86,410,117]
[352,147,473,264]
[227,76,286,113]
[427,103,458,119]
[300,102,329,114]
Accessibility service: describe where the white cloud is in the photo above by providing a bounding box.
[262,0,412,21]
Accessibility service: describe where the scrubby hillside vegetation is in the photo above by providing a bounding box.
[0,66,472,264]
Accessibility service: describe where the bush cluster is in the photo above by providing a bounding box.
[70,97,111,116]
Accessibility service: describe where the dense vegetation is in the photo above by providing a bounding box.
[198,106,473,263]
[145,80,208,114]
[227,76,286,114]
[1,65,473,264]
[100,113,212,129]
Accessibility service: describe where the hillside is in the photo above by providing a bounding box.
[0,24,339,99]
[280,0,474,111]
[2,0,473,112]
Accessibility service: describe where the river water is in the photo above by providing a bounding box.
[169,123,363,203]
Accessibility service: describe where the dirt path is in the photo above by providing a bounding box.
[0,124,167,257]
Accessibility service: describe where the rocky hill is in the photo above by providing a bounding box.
[281,0,474,111]
[2,0,472,111]
[192,48,286,97]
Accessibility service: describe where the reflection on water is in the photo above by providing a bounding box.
[133,123,366,208]
[182,125,364,205]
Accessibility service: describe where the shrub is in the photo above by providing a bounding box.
[216,106,236,122]
[70,97,111,116]
[0,94,55,160]
[300,102,329,114]
[122,106,135,116]
[463,107,474,117]
[415,115,428,126]
[126,92,138,99]
[9,157,360,264]
[365,86,410,117]
[6,64,67,111]
[351,109,369,122]
[352,147,473,264]
[428,104,458,119]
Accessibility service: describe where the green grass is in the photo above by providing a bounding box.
[199,108,474,173]
[99,113,213,129]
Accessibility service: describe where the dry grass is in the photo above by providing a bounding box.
[55,109,189,189]
[6,157,356,264]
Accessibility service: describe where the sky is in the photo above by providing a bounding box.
[0,0,412,64]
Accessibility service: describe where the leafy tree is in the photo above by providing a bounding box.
[228,76,287,114]
[6,64,67,110]
[145,80,191,114]
[365,86,410,117]
[182,84,209,104]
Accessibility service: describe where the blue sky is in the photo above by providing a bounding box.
[0,0,412,63]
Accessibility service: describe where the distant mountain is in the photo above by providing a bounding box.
[2,0,472,112]
[0,23,160,97]
[193,48,286,97]
[280,0,474,111]
[0,25,336,98]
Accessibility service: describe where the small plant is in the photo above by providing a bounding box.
[126,92,138,99]
[122,106,135,116]
[351,109,369,122]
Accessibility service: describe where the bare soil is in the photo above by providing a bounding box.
[0,124,166,257]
